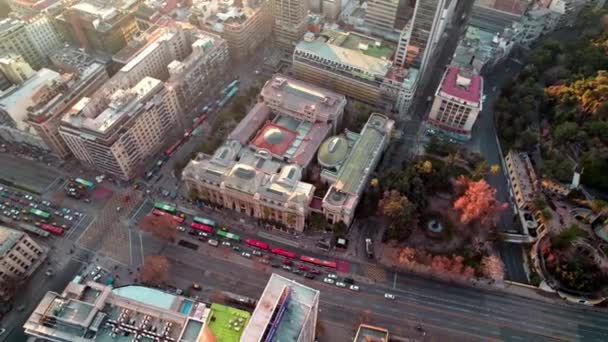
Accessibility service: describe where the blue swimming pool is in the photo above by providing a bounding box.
[180,300,194,315]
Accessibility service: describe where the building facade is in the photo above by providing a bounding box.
[0,226,46,302]
[6,0,62,17]
[427,66,483,141]
[0,54,35,86]
[24,281,229,341]
[505,150,546,241]
[241,273,319,342]
[0,17,61,69]
[59,77,177,179]
[202,0,273,61]
[404,0,446,76]
[55,0,140,55]
[365,0,399,34]
[27,49,109,157]
[293,29,418,113]
[274,0,309,52]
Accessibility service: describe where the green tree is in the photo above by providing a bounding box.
[378,190,415,241]
[471,160,489,180]
[551,224,589,250]
[553,121,579,144]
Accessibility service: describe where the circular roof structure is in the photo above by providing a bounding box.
[317,136,348,168]
[264,128,285,145]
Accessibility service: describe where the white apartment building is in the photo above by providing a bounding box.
[0,225,47,302]
[0,54,35,85]
[241,274,319,342]
[427,66,483,141]
[59,77,177,179]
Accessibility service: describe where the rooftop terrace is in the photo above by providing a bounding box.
[208,303,250,342]
[321,29,395,60]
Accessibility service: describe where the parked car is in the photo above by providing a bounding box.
[323,278,335,284]
[281,265,292,271]
[349,285,360,291]
[241,252,251,258]
[327,273,338,279]
[335,282,346,288]
[384,293,396,300]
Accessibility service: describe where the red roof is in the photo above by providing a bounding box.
[250,122,298,157]
[492,0,528,15]
[440,66,482,104]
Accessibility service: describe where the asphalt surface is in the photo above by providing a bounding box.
[0,153,61,193]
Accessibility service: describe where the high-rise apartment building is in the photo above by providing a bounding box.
[403,0,446,76]
[59,77,177,179]
[274,0,309,52]
[365,0,400,34]
[0,16,62,69]
[6,0,63,17]
[24,280,250,341]
[427,66,483,141]
[0,54,35,85]
[55,0,139,55]
[202,0,273,61]
[0,225,46,302]
[27,48,109,157]
[241,273,320,342]
[293,29,418,112]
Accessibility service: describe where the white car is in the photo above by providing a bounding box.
[384,293,396,300]
[327,273,338,279]
[335,282,346,288]
[252,250,263,256]
[93,274,102,282]
[323,278,335,284]
[222,241,231,247]
[349,285,360,291]
[90,266,102,276]
[241,252,252,258]
[177,226,186,232]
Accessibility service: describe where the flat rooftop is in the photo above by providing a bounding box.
[208,303,250,342]
[354,324,389,342]
[241,274,319,342]
[261,74,346,122]
[0,225,24,256]
[295,30,394,77]
[62,76,162,134]
[439,66,482,104]
[507,151,538,203]
[474,0,528,15]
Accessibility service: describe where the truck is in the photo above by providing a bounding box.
[365,238,374,259]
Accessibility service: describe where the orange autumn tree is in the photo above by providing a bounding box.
[453,176,507,226]
[140,214,177,242]
[141,255,170,285]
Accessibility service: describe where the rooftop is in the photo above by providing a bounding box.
[333,114,392,195]
[295,29,395,77]
[354,324,389,342]
[62,77,163,134]
[241,273,319,342]
[506,151,539,204]
[439,66,482,105]
[474,0,528,15]
[261,74,346,124]
[208,303,250,342]
[228,102,272,145]
[0,225,24,257]
[0,68,62,129]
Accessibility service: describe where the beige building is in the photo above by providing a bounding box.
[427,66,483,141]
[241,273,319,342]
[293,29,419,113]
[202,0,273,61]
[0,225,46,302]
[274,0,309,52]
[365,0,399,34]
[505,150,546,240]
[27,49,109,157]
[183,75,348,232]
[0,54,34,86]
[24,281,229,341]
[0,16,62,69]
[59,77,178,179]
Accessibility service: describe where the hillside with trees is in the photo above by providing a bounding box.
[495,9,608,191]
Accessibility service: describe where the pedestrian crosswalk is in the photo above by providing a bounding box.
[361,264,387,282]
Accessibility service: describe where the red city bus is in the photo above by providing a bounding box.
[193,114,207,128]
[191,222,213,234]
[152,209,167,216]
[41,224,64,236]
[271,248,297,259]
[300,255,337,269]
[152,209,184,224]
[165,138,185,156]
[245,239,269,250]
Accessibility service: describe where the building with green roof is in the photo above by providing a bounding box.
[208,303,250,342]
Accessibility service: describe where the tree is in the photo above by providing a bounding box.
[541,209,553,221]
[141,255,170,285]
[471,160,489,180]
[188,188,200,201]
[590,199,608,213]
[140,214,177,243]
[309,213,326,231]
[416,160,433,174]
[453,176,507,226]
[551,224,589,249]
[490,164,501,175]
[378,190,415,240]
[481,255,505,281]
